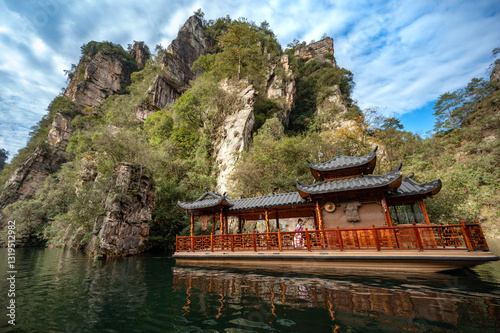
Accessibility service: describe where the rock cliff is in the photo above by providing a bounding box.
[89,163,155,257]
[491,63,500,83]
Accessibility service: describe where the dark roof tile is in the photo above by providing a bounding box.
[228,192,309,211]
[388,176,442,198]
[307,146,377,172]
[297,167,402,196]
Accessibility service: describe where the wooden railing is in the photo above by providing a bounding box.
[175,222,490,253]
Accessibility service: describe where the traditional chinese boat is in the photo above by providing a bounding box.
[174,146,498,273]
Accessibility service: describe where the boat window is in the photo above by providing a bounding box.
[389,203,424,224]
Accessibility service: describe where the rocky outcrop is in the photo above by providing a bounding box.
[215,82,256,194]
[65,52,136,108]
[129,42,150,69]
[266,55,296,126]
[134,16,212,122]
[89,163,154,257]
[160,15,213,92]
[134,74,181,122]
[491,63,500,83]
[294,37,336,67]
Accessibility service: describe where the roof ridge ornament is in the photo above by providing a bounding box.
[337,150,341,157]
[396,162,403,171]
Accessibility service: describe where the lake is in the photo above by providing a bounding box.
[1,241,500,332]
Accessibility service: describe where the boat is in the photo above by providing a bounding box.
[174,146,498,273]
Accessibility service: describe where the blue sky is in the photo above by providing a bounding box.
[0,0,499,160]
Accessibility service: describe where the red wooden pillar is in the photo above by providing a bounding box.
[419,200,431,225]
[219,209,224,235]
[275,210,280,231]
[265,209,270,233]
[212,216,216,235]
[312,208,319,230]
[224,212,228,234]
[190,214,194,237]
[381,198,393,227]
[315,202,324,230]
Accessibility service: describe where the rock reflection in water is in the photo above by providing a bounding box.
[173,267,500,332]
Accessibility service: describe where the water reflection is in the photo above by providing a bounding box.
[173,266,500,332]
[1,247,499,332]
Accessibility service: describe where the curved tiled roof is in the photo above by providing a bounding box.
[228,192,309,212]
[178,190,233,210]
[307,146,377,172]
[388,175,442,198]
[297,165,402,198]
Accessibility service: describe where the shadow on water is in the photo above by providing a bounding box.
[0,241,499,332]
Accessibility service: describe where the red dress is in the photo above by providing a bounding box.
[294,223,303,247]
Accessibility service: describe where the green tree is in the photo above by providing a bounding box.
[0,148,8,172]
[433,78,493,133]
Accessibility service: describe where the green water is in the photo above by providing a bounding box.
[1,243,500,332]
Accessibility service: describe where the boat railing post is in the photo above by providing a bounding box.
[231,233,234,252]
[211,233,214,252]
[372,225,381,251]
[413,223,424,251]
[305,228,311,251]
[337,227,343,251]
[460,221,474,251]
[191,235,194,252]
[253,233,257,252]
[278,229,282,251]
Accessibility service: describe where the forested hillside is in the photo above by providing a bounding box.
[0,12,498,256]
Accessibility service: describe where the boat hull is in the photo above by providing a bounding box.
[173,250,499,273]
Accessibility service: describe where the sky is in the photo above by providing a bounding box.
[0,0,499,161]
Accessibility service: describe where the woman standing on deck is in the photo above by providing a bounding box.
[294,219,304,248]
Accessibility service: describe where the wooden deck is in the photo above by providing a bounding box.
[174,222,498,273]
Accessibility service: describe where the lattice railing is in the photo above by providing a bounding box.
[176,222,490,253]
